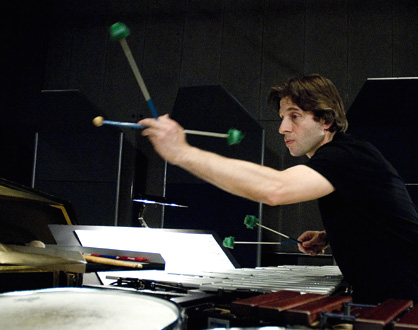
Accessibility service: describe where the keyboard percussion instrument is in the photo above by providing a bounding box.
[231,291,418,329]
[97,265,418,329]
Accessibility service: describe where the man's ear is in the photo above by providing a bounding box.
[321,118,333,131]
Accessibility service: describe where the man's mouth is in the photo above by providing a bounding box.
[285,139,294,146]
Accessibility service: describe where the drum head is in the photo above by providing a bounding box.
[0,287,180,330]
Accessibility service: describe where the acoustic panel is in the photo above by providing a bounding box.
[34,90,125,226]
[347,78,418,184]
[163,85,264,267]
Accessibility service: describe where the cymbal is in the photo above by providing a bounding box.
[0,243,86,266]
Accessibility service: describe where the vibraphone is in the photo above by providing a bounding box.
[106,265,344,295]
[103,265,418,329]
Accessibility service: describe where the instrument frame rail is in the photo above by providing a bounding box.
[111,276,189,294]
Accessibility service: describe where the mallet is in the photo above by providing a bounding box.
[92,116,244,145]
[223,236,297,249]
[244,215,302,244]
[109,22,158,119]
[93,116,146,129]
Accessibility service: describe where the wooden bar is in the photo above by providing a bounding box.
[283,295,352,326]
[354,299,413,330]
[231,290,301,316]
[393,304,418,330]
[258,293,324,319]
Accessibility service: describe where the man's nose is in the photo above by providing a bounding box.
[279,118,291,134]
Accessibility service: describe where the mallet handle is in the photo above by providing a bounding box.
[83,255,143,268]
[119,38,158,119]
[234,241,297,245]
[183,129,228,138]
[102,120,146,129]
[100,120,229,139]
[256,223,302,244]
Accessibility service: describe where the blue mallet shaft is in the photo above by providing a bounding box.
[103,119,145,129]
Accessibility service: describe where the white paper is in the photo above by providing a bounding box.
[75,227,235,273]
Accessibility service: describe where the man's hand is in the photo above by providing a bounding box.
[297,230,329,256]
[139,114,190,165]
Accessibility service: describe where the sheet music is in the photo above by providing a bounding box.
[75,227,235,273]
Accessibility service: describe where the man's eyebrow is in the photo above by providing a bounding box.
[287,106,303,111]
[279,106,303,116]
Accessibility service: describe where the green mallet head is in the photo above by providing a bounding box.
[109,22,130,40]
[227,129,244,145]
[223,236,235,249]
[244,215,259,229]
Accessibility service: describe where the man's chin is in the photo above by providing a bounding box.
[289,150,306,158]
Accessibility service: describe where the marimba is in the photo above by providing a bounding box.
[103,265,418,329]
[231,290,418,329]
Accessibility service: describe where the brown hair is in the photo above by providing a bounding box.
[268,74,348,133]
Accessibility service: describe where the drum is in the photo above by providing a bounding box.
[0,287,181,330]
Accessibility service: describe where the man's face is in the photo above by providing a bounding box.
[278,97,330,158]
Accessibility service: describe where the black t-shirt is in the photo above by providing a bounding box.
[306,132,418,304]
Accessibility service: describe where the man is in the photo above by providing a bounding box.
[140,74,418,304]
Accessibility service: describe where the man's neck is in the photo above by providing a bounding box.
[307,130,337,158]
